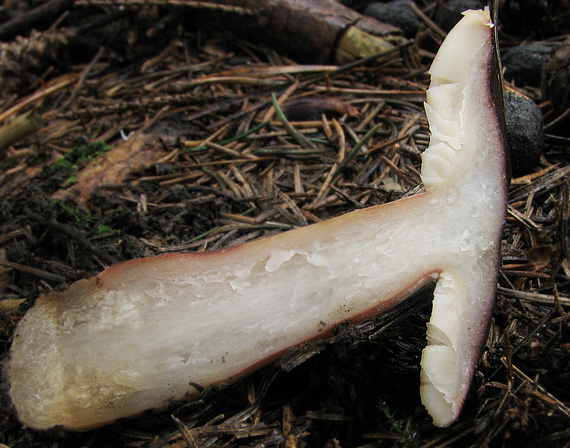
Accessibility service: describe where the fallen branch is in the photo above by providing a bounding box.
[0,113,43,157]
[77,0,415,65]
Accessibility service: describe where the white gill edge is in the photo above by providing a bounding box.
[419,7,498,427]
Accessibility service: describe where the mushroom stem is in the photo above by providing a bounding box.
[7,7,506,432]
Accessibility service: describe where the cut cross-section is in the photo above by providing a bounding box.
[6,7,506,432]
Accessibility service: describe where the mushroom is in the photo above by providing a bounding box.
[6,7,507,432]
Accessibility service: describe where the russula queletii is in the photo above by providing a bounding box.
[7,7,507,432]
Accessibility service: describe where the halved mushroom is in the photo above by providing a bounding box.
[6,7,507,432]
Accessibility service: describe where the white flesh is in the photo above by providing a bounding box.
[7,8,506,431]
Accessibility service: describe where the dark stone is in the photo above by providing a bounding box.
[498,0,561,40]
[505,90,544,176]
[363,1,421,38]
[435,0,485,31]
[542,38,570,115]
[502,44,551,86]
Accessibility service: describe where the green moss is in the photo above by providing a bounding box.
[378,401,417,447]
[95,224,120,236]
[50,199,91,227]
[49,200,121,236]
[104,207,124,218]
[50,141,112,184]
